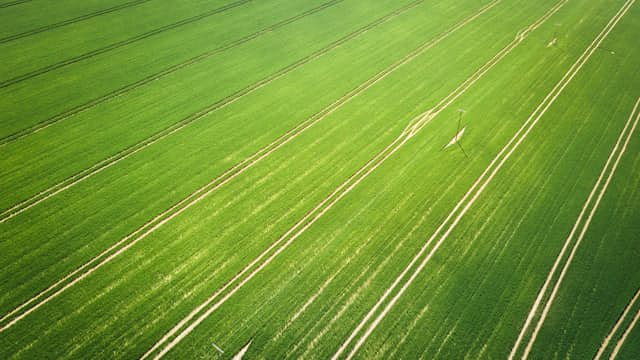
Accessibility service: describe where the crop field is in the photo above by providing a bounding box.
[0,0,639,358]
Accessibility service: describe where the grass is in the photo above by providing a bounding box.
[0,0,418,208]
[0,0,638,358]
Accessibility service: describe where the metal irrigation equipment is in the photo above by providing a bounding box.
[456,109,470,158]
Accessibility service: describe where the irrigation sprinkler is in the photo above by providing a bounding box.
[456,109,469,158]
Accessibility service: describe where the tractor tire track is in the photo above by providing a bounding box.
[610,301,640,359]
[506,1,638,350]
[0,0,153,45]
[0,0,344,146]
[0,0,437,331]
[515,93,640,359]
[139,2,565,357]
[0,0,253,89]
[330,0,636,357]
[0,0,422,224]
[142,122,412,360]
[596,287,640,359]
[0,0,30,9]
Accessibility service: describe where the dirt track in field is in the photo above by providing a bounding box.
[0,0,421,224]
[0,0,481,335]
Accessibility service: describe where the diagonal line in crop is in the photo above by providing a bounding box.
[0,0,154,44]
[516,93,640,360]
[596,287,640,360]
[507,2,637,356]
[0,0,486,332]
[0,0,254,89]
[0,0,346,147]
[330,0,636,358]
[139,2,592,358]
[609,300,640,359]
[0,0,423,224]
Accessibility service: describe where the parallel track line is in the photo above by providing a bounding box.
[507,1,637,353]
[610,302,640,359]
[0,0,430,331]
[0,0,153,44]
[331,1,634,357]
[139,3,563,358]
[0,0,420,223]
[518,94,640,359]
[596,287,640,359]
[0,0,344,146]
[0,0,253,89]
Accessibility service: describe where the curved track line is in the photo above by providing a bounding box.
[519,96,640,359]
[0,0,345,147]
[596,287,640,359]
[0,0,253,89]
[0,0,153,44]
[0,0,429,332]
[331,0,635,357]
[138,2,531,358]
[0,0,421,224]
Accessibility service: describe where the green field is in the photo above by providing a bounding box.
[0,0,639,358]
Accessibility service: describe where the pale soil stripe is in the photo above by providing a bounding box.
[334,1,635,357]
[143,3,563,358]
[467,109,600,358]
[144,1,503,356]
[0,0,153,44]
[596,288,640,359]
[300,243,397,358]
[520,95,640,359]
[507,11,640,348]
[404,0,569,138]
[144,126,411,360]
[307,133,494,356]
[0,0,448,332]
[297,197,419,357]
[286,196,420,356]
[0,0,421,224]
[274,220,377,342]
[219,169,390,346]
[610,303,640,359]
[462,105,595,358]
[437,99,600,358]
[0,0,345,147]
[332,0,573,357]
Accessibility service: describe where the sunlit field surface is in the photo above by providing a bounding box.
[0,0,638,358]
